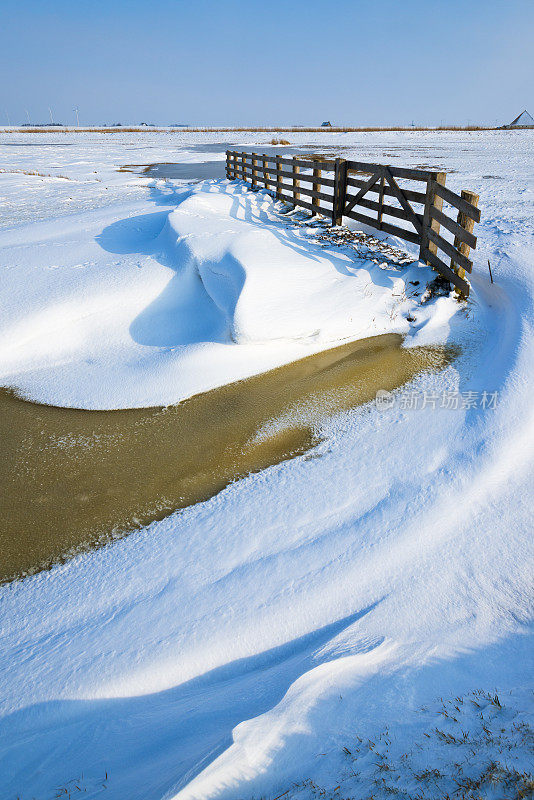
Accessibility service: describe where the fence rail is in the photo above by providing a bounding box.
[226,150,480,297]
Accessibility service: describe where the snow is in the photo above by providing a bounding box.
[0,129,533,800]
[0,177,453,409]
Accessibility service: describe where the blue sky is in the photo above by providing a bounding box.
[1,0,533,126]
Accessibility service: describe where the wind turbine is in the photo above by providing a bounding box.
[74,106,80,127]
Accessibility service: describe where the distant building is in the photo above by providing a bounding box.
[321,121,332,127]
[503,109,534,128]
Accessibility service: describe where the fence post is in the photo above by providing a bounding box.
[377,169,386,230]
[293,156,300,206]
[225,151,230,180]
[420,171,446,264]
[263,155,269,190]
[312,158,322,216]
[332,158,347,226]
[241,152,246,183]
[276,155,282,200]
[251,153,258,190]
[451,189,479,296]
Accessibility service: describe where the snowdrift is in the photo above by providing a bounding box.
[0,181,454,409]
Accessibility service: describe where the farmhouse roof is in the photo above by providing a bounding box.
[508,109,534,127]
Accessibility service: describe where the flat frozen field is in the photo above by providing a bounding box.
[0,130,532,800]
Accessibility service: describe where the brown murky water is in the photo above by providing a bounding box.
[0,334,455,583]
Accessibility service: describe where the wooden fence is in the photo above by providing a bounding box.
[225,150,480,297]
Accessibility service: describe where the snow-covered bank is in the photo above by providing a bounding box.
[0,130,532,800]
[0,180,455,409]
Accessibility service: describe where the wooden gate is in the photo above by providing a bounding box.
[226,151,480,297]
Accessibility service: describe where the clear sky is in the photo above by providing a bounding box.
[1,0,533,127]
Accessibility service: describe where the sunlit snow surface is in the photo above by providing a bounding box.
[0,130,532,800]
[0,161,455,410]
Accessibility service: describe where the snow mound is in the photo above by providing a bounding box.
[0,181,455,409]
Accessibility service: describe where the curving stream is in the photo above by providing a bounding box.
[1,334,455,583]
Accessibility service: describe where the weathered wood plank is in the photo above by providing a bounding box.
[384,167,423,234]
[344,209,421,245]
[344,209,376,226]
[420,246,470,296]
[276,155,282,199]
[262,155,269,188]
[357,196,423,225]
[451,189,479,292]
[277,156,336,170]
[289,183,333,203]
[236,153,433,182]
[254,164,335,187]
[420,171,446,264]
[241,166,278,187]
[377,174,385,229]
[379,219,421,245]
[346,177,427,204]
[333,159,347,225]
[432,181,481,222]
[344,169,382,214]
[276,192,331,216]
[251,153,258,190]
[234,153,336,170]
[292,155,300,203]
[312,160,322,215]
[426,227,473,273]
[346,160,434,181]
[246,171,277,189]
[430,205,477,249]
[226,151,235,179]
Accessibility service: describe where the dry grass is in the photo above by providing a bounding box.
[116,163,151,173]
[15,770,109,799]
[15,691,532,799]
[2,125,508,134]
[256,689,534,800]
[0,168,72,179]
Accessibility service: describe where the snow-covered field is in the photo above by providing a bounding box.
[0,130,532,799]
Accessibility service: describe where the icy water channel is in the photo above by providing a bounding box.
[119,145,329,181]
[1,334,455,583]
